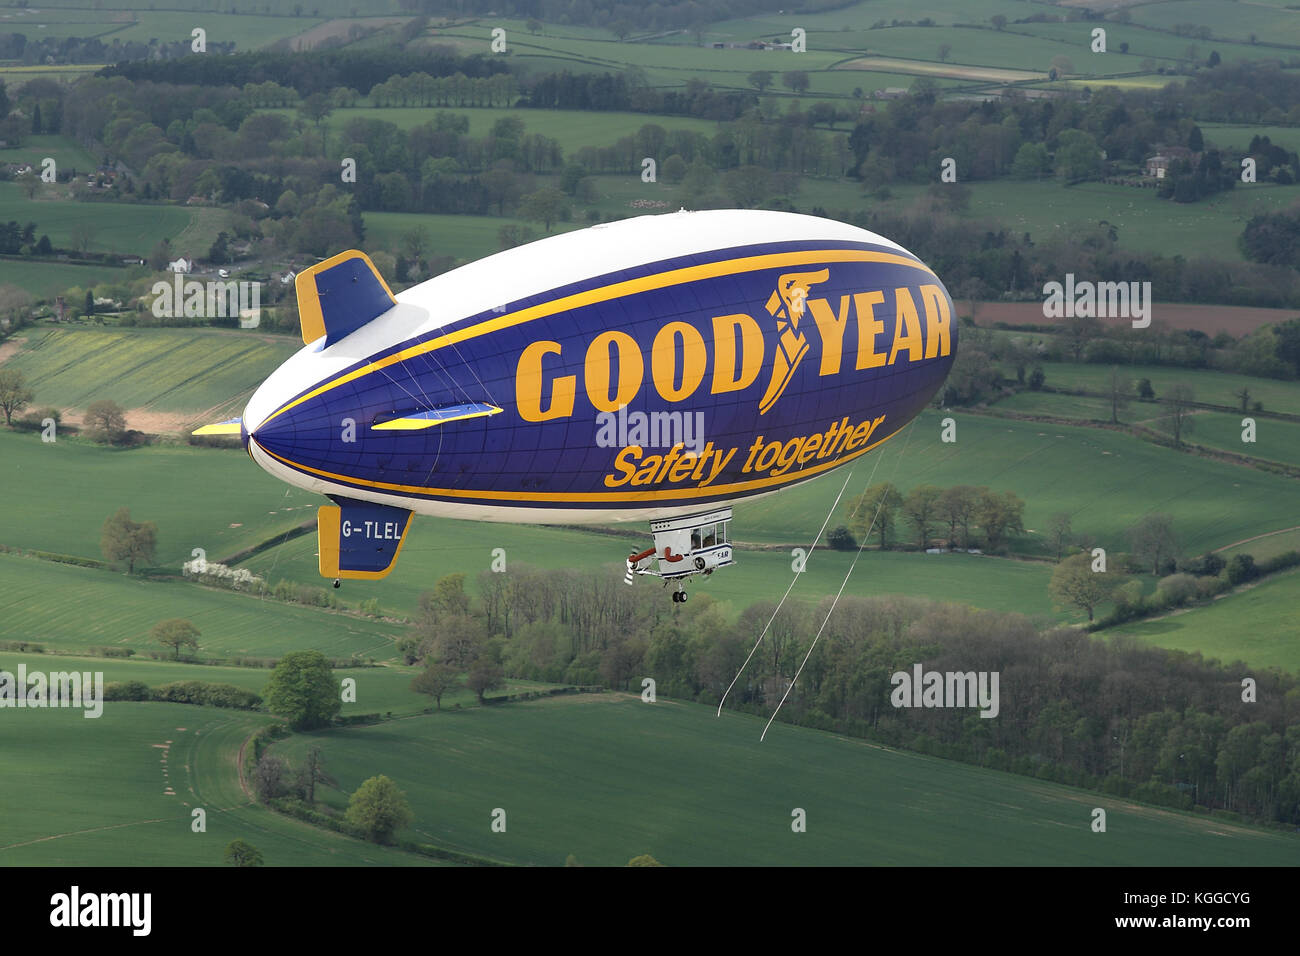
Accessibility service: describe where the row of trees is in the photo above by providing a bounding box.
[401,569,1300,824]
[845,483,1027,552]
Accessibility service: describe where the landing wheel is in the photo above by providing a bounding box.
[332,579,341,589]
[672,589,688,603]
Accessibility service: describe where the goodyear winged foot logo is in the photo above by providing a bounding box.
[759,269,828,415]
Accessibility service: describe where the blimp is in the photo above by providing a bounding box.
[195,209,957,601]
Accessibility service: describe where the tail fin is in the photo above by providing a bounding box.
[296,250,396,347]
[317,497,413,580]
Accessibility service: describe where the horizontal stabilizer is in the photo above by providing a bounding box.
[318,497,413,580]
[296,250,396,347]
[191,419,241,436]
[371,402,502,431]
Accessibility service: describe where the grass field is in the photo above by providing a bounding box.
[0,427,320,565]
[0,182,200,256]
[954,180,1300,263]
[0,552,404,660]
[0,259,130,299]
[0,134,99,177]
[0,702,441,866]
[271,692,1300,865]
[362,210,580,262]
[1017,364,1300,417]
[1109,568,1300,673]
[989,392,1300,466]
[244,517,1063,622]
[0,649,557,716]
[3,326,300,420]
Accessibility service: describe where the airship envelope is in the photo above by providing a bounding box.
[200,209,957,595]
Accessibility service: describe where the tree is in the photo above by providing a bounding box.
[627,854,664,866]
[1161,383,1196,445]
[722,165,771,208]
[1127,514,1177,575]
[1225,553,1257,586]
[827,525,856,551]
[264,650,341,730]
[1235,387,1251,412]
[83,399,127,442]
[781,71,810,94]
[847,482,902,549]
[401,227,430,264]
[466,658,504,703]
[1137,377,1155,400]
[1049,552,1120,622]
[1056,129,1101,182]
[0,368,34,425]
[976,488,1025,550]
[1047,512,1073,561]
[100,507,157,574]
[1061,313,1102,361]
[346,774,413,843]
[748,70,775,92]
[938,44,952,63]
[1011,142,1051,180]
[297,744,324,803]
[411,659,458,710]
[152,618,200,660]
[253,753,290,801]
[902,485,943,550]
[991,15,1007,31]
[938,485,979,548]
[520,187,569,232]
[224,839,264,866]
[1105,366,1131,424]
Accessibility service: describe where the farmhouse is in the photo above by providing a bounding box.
[1146,145,1198,178]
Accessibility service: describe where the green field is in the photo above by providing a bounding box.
[1201,123,1300,154]
[0,183,205,256]
[0,427,320,565]
[1110,568,1300,673]
[0,259,129,299]
[0,702,440,866]
[362,210,579,262]
[0,134,98,176]
[0,649,557,716]
[989,392,1300,466]
[271,692,1300,866]
[3,326,299,419]
[955,180,1300,263]
[1017,363,1300,416]
[244,518,1063,622]
[0,552,404,660]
